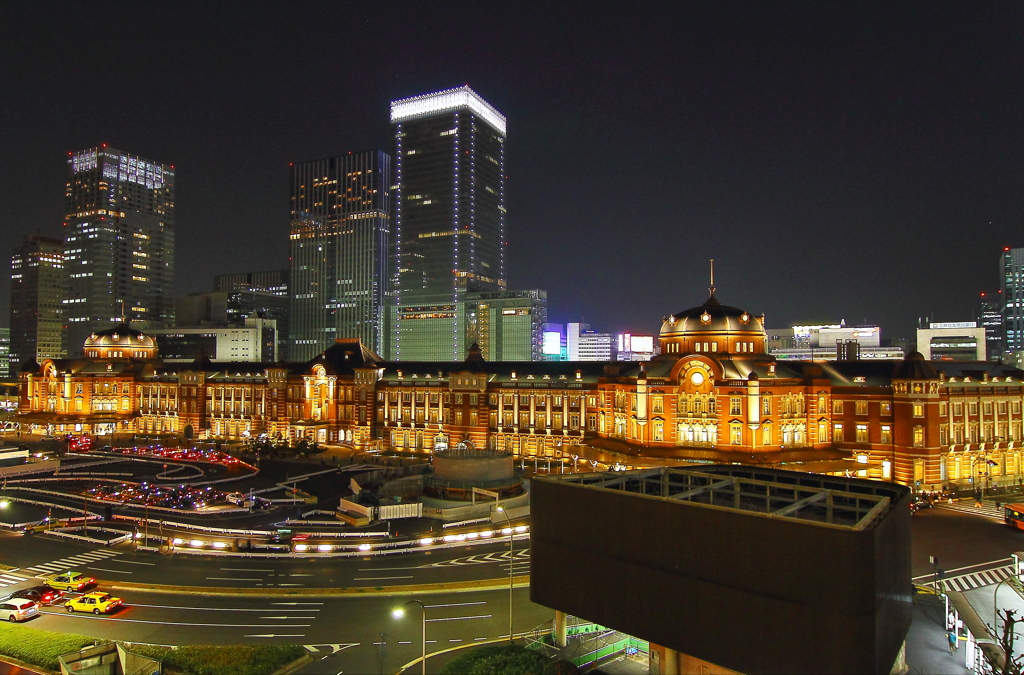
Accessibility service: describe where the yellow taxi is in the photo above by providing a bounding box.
[65,592,122,614]
[42,571,95,592]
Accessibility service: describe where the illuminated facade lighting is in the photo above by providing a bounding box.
[64,147,175,355]
[390,87,508,360]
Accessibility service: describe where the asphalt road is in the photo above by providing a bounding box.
[911,504,1024,578]
[8,491,1023,674]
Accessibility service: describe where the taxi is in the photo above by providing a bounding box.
[42,571,95,592]
[65,592,122,614]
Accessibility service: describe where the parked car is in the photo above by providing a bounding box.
[0,598,39,622]
[8,585,63,605]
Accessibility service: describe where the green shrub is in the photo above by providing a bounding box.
[126,644,306,675]
[0,623,100,669]
[439,644,554,675]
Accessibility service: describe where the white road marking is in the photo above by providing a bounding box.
[425,614,492,622]
[289,574,313,577]
[399,641,412,644]
[274,583,303,587]
[272,602,323,606]
[303,644,358,654]
[43,612,310,628]
[425,601,486,609]
[129,603,319,613]
[261,616,311,620]
[354,575,413,581]
[222,568,274,572]
[245,634,306,638]
[474,637,487,641]
[87,567,132,574]
[449,639,462,642]
[111,560,156,566]
[206,577,261,581]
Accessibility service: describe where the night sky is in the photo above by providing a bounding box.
[2,3,1022,343]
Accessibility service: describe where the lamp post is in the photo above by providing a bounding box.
[496,505,514,641]
[392,599,426,675]
[993,576,1015,638]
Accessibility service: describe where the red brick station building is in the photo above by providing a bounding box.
[17,291,1024,493]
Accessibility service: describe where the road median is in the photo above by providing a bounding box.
[105,574,531,597]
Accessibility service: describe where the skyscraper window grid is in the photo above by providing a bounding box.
[390,87,507,361]
[63,146,174,356]
[288,151,391,360]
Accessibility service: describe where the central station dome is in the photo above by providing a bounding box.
[659,293,767,356]
[84,323,158,359]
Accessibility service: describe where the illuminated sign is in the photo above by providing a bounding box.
[543,331,562,355]
[929,322,977,329]
[631,336,655,353]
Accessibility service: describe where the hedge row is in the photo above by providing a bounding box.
[439,644,579,675]
[0,623,98,670]
[128,644,307,675]
[0,624,305,675]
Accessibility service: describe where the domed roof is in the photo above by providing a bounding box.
[84,323,156,349]
[660,294,765,337]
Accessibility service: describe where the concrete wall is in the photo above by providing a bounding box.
[530,468,911,675]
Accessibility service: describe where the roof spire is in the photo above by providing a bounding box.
[709,258,716,297]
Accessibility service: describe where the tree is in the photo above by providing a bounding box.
[994,608,1024,675]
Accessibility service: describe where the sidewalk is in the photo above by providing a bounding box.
[906,592,972,675]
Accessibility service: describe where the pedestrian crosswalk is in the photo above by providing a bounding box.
[419,548,531,568]
[934,501,1005,520]
[0,549,125,590]
[939,564,1015,592]
[0,571,28,589]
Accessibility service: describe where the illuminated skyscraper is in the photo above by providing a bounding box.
[390,86,507,360]
[1002,247,1024,357]
[9,234,66,367]
[64,147,175,356]
[288,151,390,360]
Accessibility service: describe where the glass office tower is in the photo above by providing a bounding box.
[288,151,391,360]
[64,147,175,355]
[390,86,507,361]
[9,234,66,367]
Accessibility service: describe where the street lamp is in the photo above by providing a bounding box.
[993,576,1017,638]
[495,505,514,641]
[392,599,426,675]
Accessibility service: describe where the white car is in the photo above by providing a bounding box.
[0,598,39,622]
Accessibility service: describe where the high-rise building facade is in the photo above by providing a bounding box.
[979,290,1003,361]
[0,328,9,379]
[214,270,289,297]
[64,147,175,355]
[390,86,507,360]
[466,290,546,361]
[1001,247,1024,356]
[289,151,391,361]
[9,234,66,368]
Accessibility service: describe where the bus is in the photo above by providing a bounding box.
[1004,504,1024,531]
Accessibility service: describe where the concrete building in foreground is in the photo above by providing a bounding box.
[531,466,911,675]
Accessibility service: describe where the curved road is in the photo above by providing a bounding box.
[0,529,546,674]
